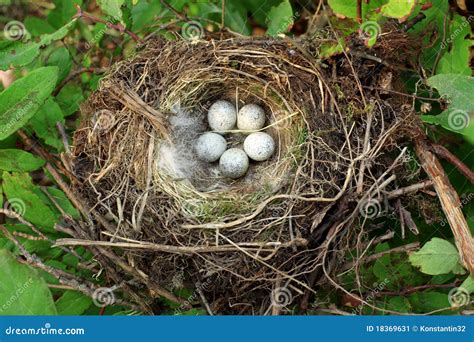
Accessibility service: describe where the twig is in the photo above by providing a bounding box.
[374,280,462,297]
[73,5,142,42]
[414,132,474,275]
[221,0,225,29]
[361,86,442,101]
[0,224,136,309]
[54,238,307,254]
[356,0,362,23]
[341,242,420,271]
[56,122,71,155]
[386,180,434,199]
[196,286,214,316]
[53,67,105,97]
[403,12,426,31]
[430,143,474,183]
[160,0,187,21]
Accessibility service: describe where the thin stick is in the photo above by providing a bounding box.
[386,180,433,199]
[73,5,142,42]
[54,238,307,254]
[341,242,420,271]
[430,144,474,183]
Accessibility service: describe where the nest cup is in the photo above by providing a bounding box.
[73,36,411,312]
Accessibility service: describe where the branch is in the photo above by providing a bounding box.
[430,143,474,184]
[73,4,142,42]
[415,133,474,275]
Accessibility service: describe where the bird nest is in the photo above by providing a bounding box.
[71,34,417,314]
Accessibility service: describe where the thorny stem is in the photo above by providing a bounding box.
[73,4,142,43]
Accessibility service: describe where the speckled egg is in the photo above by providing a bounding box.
[237,104,266,131]
[219,148,249,179]
[243,132,275,161]
[207,100,237,133]
[194,132,227,162]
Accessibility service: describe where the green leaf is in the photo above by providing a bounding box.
[2,172,59,232]
[39,19,78,45]
[24,17,56,36]
[0,149,45,172]
[319,39,345,58]
[408,291,450,313]
[240,0,281,26]
[386,296,411,313]
[0,20,77,70]
[422,74,474,143]
[0,41,41,70]
[48,0,83,29]
[28,97,65,151]
[97,0,125,20]
[266,0,294,36]
[45,47,73,84]
[0,249,57,315]
[224,0,251,36]
[46,187,80,219]
[380,0,416,20]
[55,291,92,315]
[460,276,474,293]
[56,84,84,116]
[327,0,385,19]
[436,15,473,76]
[409,238,460,275]
[131,0,162,31]
[0,66,58,140]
